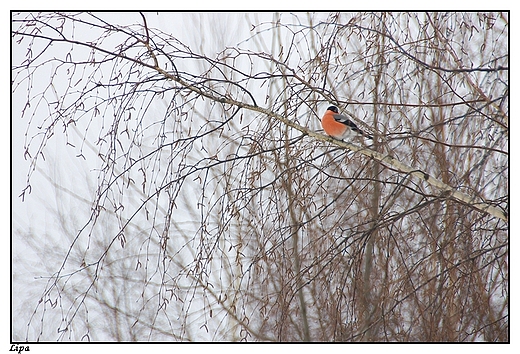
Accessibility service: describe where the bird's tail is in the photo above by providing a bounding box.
[351,126,373,140]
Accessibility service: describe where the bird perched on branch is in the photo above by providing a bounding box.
[321,106,373,141]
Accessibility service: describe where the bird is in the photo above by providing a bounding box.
[321,106,373,141]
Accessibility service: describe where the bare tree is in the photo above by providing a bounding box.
[12,12,508,342]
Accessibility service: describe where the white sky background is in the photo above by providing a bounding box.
[9,10,325,345]
[6,3,517,352]
[10,12,282,340]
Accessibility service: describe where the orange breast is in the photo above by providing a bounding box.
[321,112,346,138]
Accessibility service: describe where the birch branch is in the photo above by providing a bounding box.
[153,66,507,223]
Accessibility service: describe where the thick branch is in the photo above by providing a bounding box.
[154,67,507,223]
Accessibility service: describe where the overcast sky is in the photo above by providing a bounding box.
[8,7,515,350]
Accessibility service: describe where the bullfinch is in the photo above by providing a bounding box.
[321,106,373,141]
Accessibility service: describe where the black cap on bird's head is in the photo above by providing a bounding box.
[327,106,339,113]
